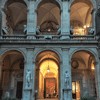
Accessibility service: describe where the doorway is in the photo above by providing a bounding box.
[44,78,57,98]
[71,50,96,99]
[16,81,23,99]
[35,51,60,100]
[72,81,80,100]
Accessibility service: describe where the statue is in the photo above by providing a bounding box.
[26,69,32,87]
[2,23,12,35]
[23,25,27,34]
[4,91,10,99]
[57,25,61,34]
[88,27,94,35]
[70,26,74,35]
[36,26,40,34]
[65,71,70,88]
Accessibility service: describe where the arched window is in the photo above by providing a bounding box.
[36,0,61,35]
[70,0,94,35]
[2,0,27,35]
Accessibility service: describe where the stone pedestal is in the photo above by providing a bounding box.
[63,89,72,100]
[95,61,100,100]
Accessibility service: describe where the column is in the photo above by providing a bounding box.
[0,57,3,99]
[0,11,2,35]
[0,60,2,84]
[95,61,100,100]
[27,0,36,39]
[60,48,72,100]
[61,0,70,39]
[22,49,35,100]
[90,8,96,35]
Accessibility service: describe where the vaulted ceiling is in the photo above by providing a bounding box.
[4,0,93,30]
[70,0,93,28]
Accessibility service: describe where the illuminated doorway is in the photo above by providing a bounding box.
[72,81,80,100]
[39,59,58,99]
[44,78,57,98]
[35,51,60,99]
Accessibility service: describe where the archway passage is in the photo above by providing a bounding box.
[2,0,27,35]
[37,0,61,35]
[70,0,94,35]
[0,50,25,99]
[71,50,96,100]
[35,51,60,100]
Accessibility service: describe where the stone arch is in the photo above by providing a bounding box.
[35,0,62,10]
[69,48,98,62]
[35,0,62,35]
[69,0,96,35]
[0,49,26,99]
[1,0,27,35]
[2,0,27,8]
[69,0,96,9]
[70,49,97,99]
[34,48,62,64]
[0,49,26,62]
[34,49,61,99]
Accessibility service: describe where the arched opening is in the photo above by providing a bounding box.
[70,0,94,35]
[36,0,61,35]
[71,50,96,100]
[35,50,60,100]
[0,50,25,99]
[2,0,27,35]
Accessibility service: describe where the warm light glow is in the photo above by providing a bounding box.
[40,60,58,76]
[84,25,87,28]
[87,24,90,28]
[72,82,76,93]
[47,65,50,72]
[91,61,95,70]
[73,27,85,35]
[48,28,51,32]
[72,82,80,100]
[39,59,59,98]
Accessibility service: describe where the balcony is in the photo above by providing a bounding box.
[0,26,98,42]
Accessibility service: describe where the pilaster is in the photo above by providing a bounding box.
[61,1,70,39]
[27,1,36,39]
[0,58,3,99]
[60,48,72,100]
[22,49,35,100]
[95,61,100,100]
[0,59,2,86]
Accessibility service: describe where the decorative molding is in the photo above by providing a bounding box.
[62,0,70,1]
[61,48,70,51]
